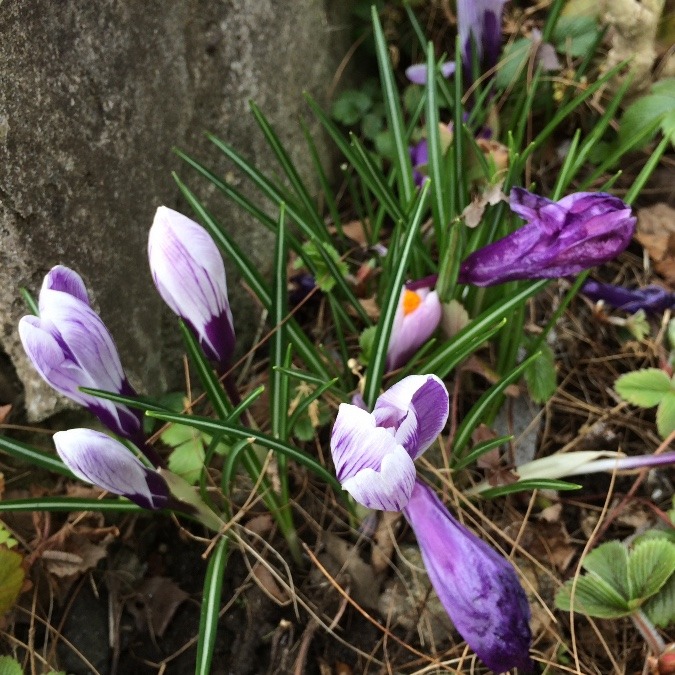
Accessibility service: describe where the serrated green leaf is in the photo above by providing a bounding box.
[615,368,673,408]
[0,549,25,615]
[581,541,630,599]
[619,80,675,149]
[167,436,206,485]
[331,90,373,126]
[642,572,675,628]
[553,16,601,57]
[555,575,632,618]
[524,342,557,404]
[294,241,347,292]
[627,537,675,600]
[657,392,675,439]
[0,656,23,675]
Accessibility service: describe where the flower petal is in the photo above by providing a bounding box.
[404,481,533,673]
[54,429,169,510]
[341,445,416,511]
[41,265,90,306]
[405,61,456,85]
[582,280,675,314]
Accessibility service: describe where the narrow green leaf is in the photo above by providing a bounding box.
[615,368,672,408]
[196,536,229,675]
[287,378,340,434]
[452,435,513,471]
[582,541,630,599]
[20,287,39,316]
[657,392,675,439]
[0,435,72,477]
[371,6,414,202]
[363,183,430,409]
[524,342,557,404]
[625,135,670,205]
[555,575,632,618]
[478,478,581,499]
[627,537,675,601]
[0,497,142,513]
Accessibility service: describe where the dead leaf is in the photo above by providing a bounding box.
[441,299,470,338]
[371,512,401,574]
[244,514,274,538]
[358,296,380,321]
[42,535,111,578]
[461,181,507,229]
[125,576,189,638]
[0,405,12,425]
[251,562,289,605]
[636,203,675,285]
[460,355,521,397]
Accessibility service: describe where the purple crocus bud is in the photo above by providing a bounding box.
[403,480,533,673]
[458,0,508,82]
[19,266,144,444]
[387,283,442,371]
[459,188,636,287]
[582,280,675,314]
[54,429,169,510]
[330,375,449,511]
[148,206,235,368]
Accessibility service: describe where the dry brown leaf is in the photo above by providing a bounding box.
[126,576,189,638]
[461,181,507,229]
[244,513,274,538]
[636,203,675,285]
[461,355,521,397]
[42,534,111,578]
[0,404,12,425]
[370,511,401,574]
[441,299,470,338]
[0,473,4,501]
[358,296,380,321]
[251,562,289,605]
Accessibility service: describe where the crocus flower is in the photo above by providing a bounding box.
[404,480,533,673]
[409,137,429,187]
[148,207,235,369]
[331,375,449,511]
[581,280,675,314]
[19,266,144,444]
[54,429,169,510]
[330,376,533,672]
[386,282,442,372]
[459,188,636,287]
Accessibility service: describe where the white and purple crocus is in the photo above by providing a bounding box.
[331,375,533,673]
[19,266,145,447]
[459,188,636,286]
[54,428,170,510]
[148,206,235,370]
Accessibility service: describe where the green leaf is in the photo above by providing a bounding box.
[615,368,673,408]
[553,16,601,57]
[0,656,24,675]
[619,79,675,149]
[359,325,377,365]
[524,342,557,404]
[166,435,206,485]
[657,392,675,439]
[479,479,581,499]
[331,90,372,126]
[555,574,632,618]
[0,548,25,615]
[581,541,630,599]
[0,524,17,549]
[495,38,531,90]
[294,240,348,292]
[643,571,675,628]
[627,537,675,601]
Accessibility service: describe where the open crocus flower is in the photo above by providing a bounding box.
[331,375,449,511]
[404,480,534,673]
[54,429,170,510]
[19,266,144,445]
[386,282,442,372]
[581,280,675,314]
[148,206,235,369]
[459,188,636,287]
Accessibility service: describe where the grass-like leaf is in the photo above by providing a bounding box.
[479,479,581,499]
[196,536,229,675]
[0,436,72,477]
[452,435,513,471]
[0,497,142,513]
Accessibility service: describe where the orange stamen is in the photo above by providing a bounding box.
[402,289,422,316]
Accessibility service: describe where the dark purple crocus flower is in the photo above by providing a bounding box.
[54,429,170,510]
[459,188,636,287]
[331,376,533,672]
[19,266,144,445]
[581,280,675,314]
[409,137,429,187]
[404,480,534,673]
[148,207,235,370]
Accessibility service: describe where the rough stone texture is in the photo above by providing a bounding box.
[0,1,351,420]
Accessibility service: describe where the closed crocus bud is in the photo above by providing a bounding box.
[148,206,235,368]
[459,188,636,287]
[331,375,449,511]
[54,429,169,510]
[582,280,675,314]
[458,0,508,82]
[403,480,534,673]
[386,283,442,372]
[19,266,144,444]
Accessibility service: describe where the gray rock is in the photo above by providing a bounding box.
[0,1,351,420]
